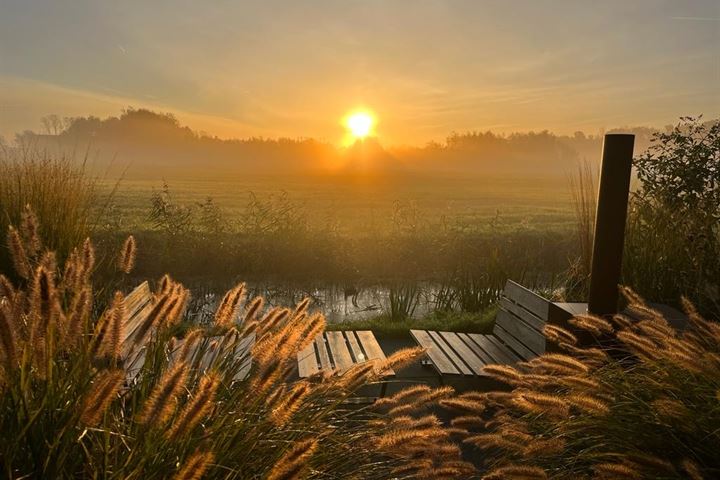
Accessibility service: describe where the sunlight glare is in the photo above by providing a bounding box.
[345,111,375,139]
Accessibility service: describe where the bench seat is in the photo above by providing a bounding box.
[411,280,548,377]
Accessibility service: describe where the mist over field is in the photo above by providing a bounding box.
[14,108,662,179]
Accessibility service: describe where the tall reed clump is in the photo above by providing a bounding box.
[442,289,720,479]
[386,283,421,322]
[0,147,107,273]
[0,210,474,479]
[564,159,597,301]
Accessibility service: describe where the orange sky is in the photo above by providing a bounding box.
[1,1,718,145]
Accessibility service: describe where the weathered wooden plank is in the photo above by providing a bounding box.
[410,330,460,375]
[122,300,155,357]
[439,331,486,375]
[125,281,152,319]
[233,333,255,381]
[499,296,544,331]
[429,331,472,375]
[345,331,365,363]
[356,330,394,376]
[124,348,146,385]
[494,310,546,355]
[355,331,385,362]
[504,280,549,320]
[125,280,152,308]
[124,298,154,339]
[484,335,524,363]
[356,331,395,376]
[493,324,537,361]
[468,333,519,365]
[198,337,221,373]
[326,331,354,371]
[297,342,319,377]
[457,333,495,365]
[315,335,332,371]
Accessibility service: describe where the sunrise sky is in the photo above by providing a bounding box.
[1,0,718,145]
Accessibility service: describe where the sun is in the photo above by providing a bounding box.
[345,111,375,139]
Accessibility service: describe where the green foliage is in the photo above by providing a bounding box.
[562,117,720,313]
[635,116,719,219]
[624,199,719,316]
[625,117,720,316]
[436,271,506,314]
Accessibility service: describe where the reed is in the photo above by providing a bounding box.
[564,159,597,300]
[386,283,420,322]
[0,148,112,274]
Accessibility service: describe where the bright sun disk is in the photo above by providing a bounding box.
[345,111,374,139]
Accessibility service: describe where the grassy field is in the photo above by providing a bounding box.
[104,172,578,234]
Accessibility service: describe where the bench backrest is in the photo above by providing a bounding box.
[492,280,549,360]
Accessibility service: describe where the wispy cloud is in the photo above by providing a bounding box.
[670,16,720,22]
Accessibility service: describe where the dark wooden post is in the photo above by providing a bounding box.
[587,134,635,315]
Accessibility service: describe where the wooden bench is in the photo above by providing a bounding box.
[410,280,548,378]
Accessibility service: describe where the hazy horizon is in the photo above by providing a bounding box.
[2,0,719,145]
[8,107,677,179]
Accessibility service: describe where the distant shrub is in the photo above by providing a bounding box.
[444,288,720,479]
[0,213,474,478]
[149,182,196,236]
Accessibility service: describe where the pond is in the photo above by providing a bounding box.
[186,282,452,324]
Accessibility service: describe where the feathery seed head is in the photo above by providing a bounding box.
[0,303,18,372]
[267,439,318,480]
[381,347,423,372]
[172,450,214,480]
[20,205,41,257]
[243,296,264,324]
[118,235,137,274]
[543,324,577,345]
[592,463,642,479]
[8,226,31,279]
[681,459,704,480]
[81,238,95,279]
[483,465,548,480]
[80,369,124,426]
[139,362,188,427]
[0,275,15,300]
[482,364,524,385]
[167,373,220,440]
